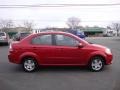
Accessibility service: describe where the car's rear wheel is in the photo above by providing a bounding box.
[89,56,104,72]
[22,57,38,72]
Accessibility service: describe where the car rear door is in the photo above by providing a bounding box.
[31,34,62,65]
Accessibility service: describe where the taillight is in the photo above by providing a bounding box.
[9,43,13,51]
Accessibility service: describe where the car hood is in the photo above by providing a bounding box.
[89,44,108,51]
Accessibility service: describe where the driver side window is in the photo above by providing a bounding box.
[55,34,79,47]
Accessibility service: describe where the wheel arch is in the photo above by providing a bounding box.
[87,54,107,65]
[19,52,39,64]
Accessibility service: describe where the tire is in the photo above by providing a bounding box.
[22,57,38,72]
[88,56,104,72]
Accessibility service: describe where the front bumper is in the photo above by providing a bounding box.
[105,54,113,65]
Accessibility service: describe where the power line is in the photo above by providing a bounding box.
[0,3,120,8]
[5,19,120,22]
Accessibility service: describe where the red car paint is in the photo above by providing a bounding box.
[8,32,113,66]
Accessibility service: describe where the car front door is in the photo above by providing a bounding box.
[54,34,86,65]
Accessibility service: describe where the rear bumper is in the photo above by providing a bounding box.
[8,54,16,64]
[8,52,20,64]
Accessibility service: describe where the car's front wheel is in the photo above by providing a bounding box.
[89,56,104,72]
[22,57,38,72]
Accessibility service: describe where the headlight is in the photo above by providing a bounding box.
[105,48,112,54]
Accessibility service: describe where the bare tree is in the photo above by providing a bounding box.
[23,20,34,32]
[111,23,120,36]
[66,17,80,29]
[0,19,14,32]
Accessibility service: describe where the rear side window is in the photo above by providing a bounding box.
[32,35,52,45]
[0,32,5,36]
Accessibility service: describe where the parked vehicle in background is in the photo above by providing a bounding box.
[0,32,9,45]
[8,31,113,72]
[66,29,86,39]
[103,29,117,37]
[12,32,30,41]
[76,30,86,39]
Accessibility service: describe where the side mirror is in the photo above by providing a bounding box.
[78,43,84,48]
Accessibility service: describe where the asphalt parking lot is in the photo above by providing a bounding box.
[0,37,120,90]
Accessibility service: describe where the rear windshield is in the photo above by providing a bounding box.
[0,33,5,36]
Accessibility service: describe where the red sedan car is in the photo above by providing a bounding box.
[8,32,113,72]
